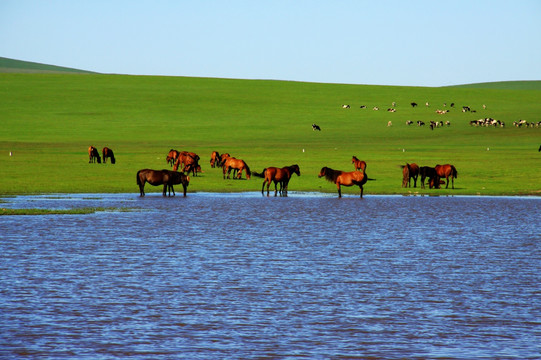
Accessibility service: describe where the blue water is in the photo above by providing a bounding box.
[1,193,539,359]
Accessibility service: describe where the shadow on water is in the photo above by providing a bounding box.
[1,193,540,359]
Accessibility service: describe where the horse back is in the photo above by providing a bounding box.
[408,163,420,175]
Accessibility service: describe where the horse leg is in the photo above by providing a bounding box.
[360,185,364,198]
[182,183,187,197]
[261,180,266,195]
[139,181,145,197]
[445,176,449,189]
[162,184,167,197]
[337,183,342,198]
[413,175,418,188]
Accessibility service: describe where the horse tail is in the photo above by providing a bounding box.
[252,168,266,178]
[451,165,458,178]
[136,170,142,185]
[244,162,251,177]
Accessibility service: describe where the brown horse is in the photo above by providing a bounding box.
[136,169,190,197]
[253,164,300,196]
[435,164,458,189]
[102,147,116,164]
[318,167,371,198]
[210,151,221,168]
[400,163,419,187]
[223,157,251,179]
[173,151,200,176]
[88,146,101,163]
[352,156,367,172]
[166,149,180,167]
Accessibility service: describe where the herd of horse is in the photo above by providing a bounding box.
[401,163,458,189]
[89,146,458,198]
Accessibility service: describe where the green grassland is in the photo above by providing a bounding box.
[0,70,540,196]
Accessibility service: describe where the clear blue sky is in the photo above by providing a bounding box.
[1,0,540,86]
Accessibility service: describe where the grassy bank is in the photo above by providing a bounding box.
[1,73,539,196]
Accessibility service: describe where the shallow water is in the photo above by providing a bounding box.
[1,193,540,359]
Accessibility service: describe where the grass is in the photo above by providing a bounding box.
[0,71,540,196]
[0,207,134,216]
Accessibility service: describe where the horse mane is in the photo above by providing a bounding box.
[322,167,342,183]
[243,161,251,176]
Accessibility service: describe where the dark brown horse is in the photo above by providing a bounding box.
[102,147,116,164]
[318,167,371,198]
[223,157,251,179]
[400,163,419,187]
[352,156,367,172]
[419,166,438,189]
[136,169,190,197]
[210,151,221,168]
[435,164,458,189]
[88,146,101,163]
[253,164,300,196]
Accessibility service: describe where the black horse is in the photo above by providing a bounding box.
[419,166,439,189]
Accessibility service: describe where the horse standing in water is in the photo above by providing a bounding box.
[351,156,367,172]
[435,164,458,189]
[253,164,300,196]
[88,146,101,163]
[102,147,116,164]
[400,163,419,187]
[136,169,190,197]
[223,157,251,180]
[318,167,372,198]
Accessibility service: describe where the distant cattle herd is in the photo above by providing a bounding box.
[340,101,540,129]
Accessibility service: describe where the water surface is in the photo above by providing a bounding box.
[1,193,539,359]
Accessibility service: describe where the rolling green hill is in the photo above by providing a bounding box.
[450,80,541,90]
[0,61,539,196]
[0,57,96,74]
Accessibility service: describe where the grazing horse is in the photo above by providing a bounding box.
[223,157,251,180]
[419,166,439,189]
[253,164,300,196]
[136,169,189,197]
[102,147,116,164]
[400,163,419,188]
[210,151,221,168]
[88,146,101,163]
[351,156,367,172]
[318,167,371,198]
[173,151,200,176]
[166,149,180,167]
[434,164,458,189]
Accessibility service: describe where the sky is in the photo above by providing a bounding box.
[1,0,540,87]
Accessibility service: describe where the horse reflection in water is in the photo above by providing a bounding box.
[253,164,300,197]
[319,166,373,198]
[136,169,190,197]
